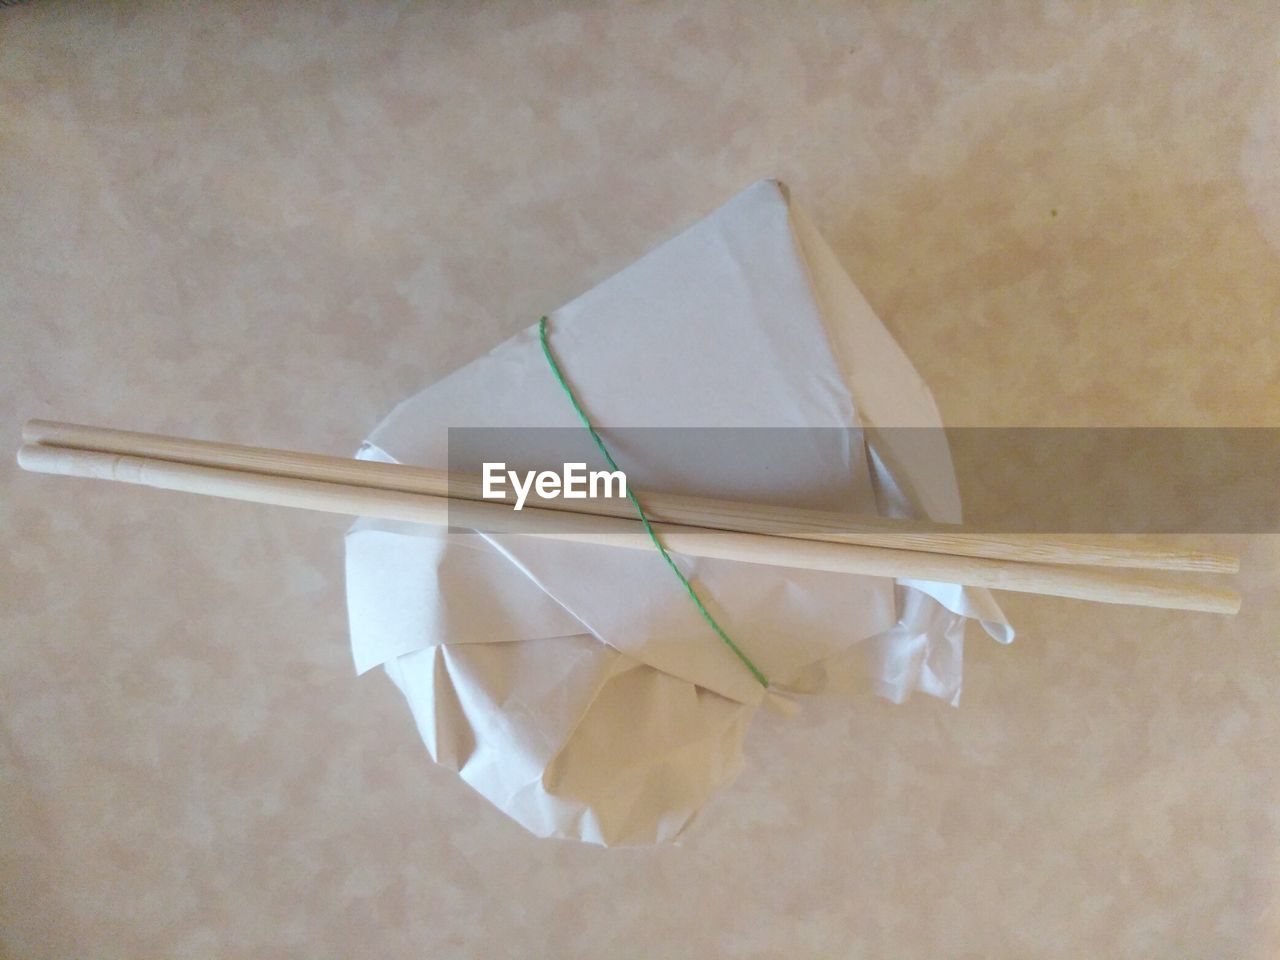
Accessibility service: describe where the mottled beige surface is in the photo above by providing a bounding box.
[2,2,1279,957]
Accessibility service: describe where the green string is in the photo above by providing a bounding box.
[537,316,769,689]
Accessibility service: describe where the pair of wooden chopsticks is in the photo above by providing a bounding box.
[16,419,1241,614]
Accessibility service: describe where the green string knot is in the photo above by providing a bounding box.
[537,316,769,689]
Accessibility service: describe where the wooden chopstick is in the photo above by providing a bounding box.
[16,439,1241,615]
[20,420,1240,574]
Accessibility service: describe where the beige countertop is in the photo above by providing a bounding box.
[2,2,1278,956]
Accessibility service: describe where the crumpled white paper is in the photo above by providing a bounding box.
[344,180,1013,846]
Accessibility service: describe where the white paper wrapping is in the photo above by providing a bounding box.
[344,180,1013,846]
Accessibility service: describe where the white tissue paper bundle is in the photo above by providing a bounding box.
[344,180,1013,846]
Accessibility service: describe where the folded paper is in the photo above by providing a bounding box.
[344,180,1013,846]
